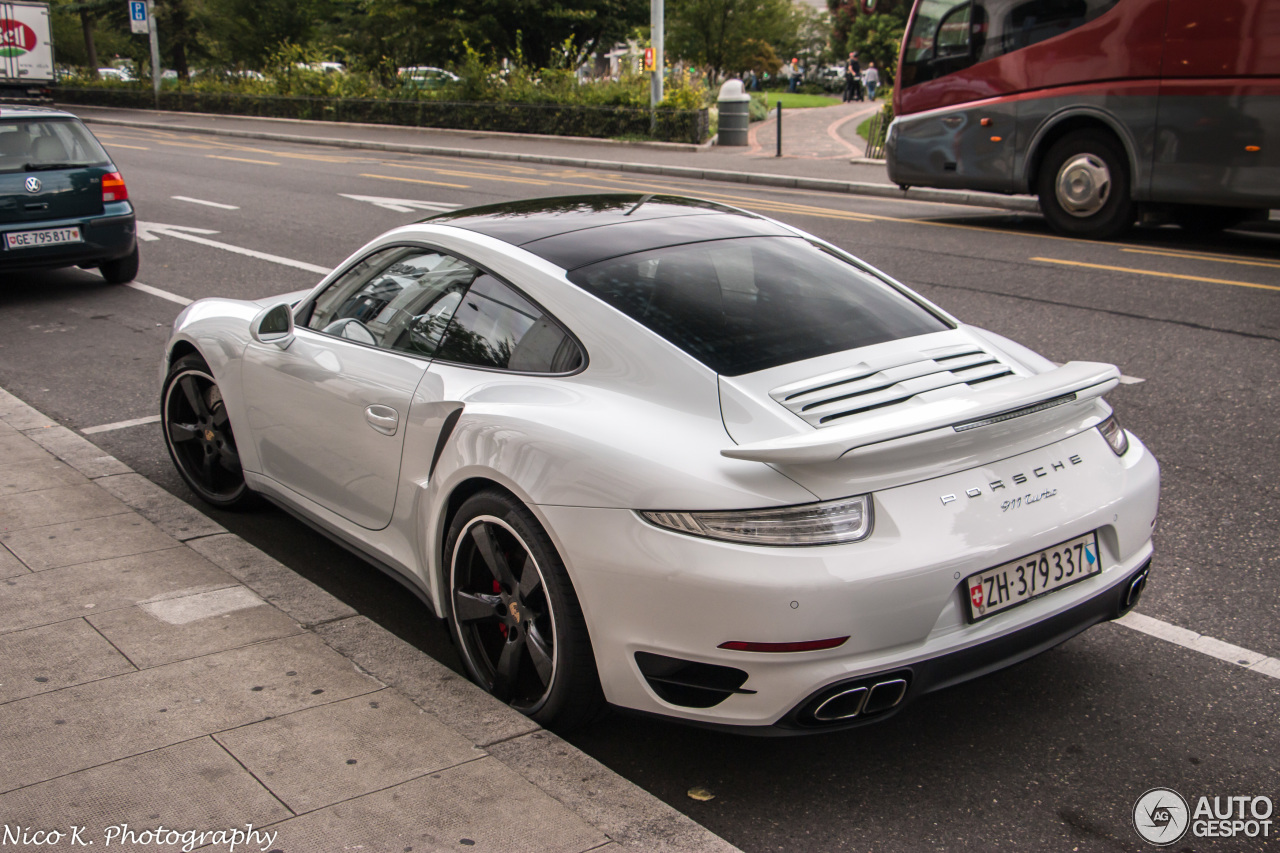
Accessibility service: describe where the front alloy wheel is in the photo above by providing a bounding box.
[445,490,604,730]
[162,354,253,509]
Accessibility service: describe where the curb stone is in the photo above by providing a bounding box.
[0,384,741,853]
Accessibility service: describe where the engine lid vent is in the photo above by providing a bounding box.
[771,344,1017,428]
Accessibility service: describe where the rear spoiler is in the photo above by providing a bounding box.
[722,361,1119,465]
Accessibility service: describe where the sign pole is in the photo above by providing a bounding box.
[146,0,160,107]
[649,0,663,128]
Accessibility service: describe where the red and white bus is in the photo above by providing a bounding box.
[886,0,1280,238]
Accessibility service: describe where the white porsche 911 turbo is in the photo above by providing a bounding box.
[160,194,1159,733]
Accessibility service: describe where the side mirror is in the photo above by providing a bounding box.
[250,302,295,349]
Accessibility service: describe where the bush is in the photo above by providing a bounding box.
[54,86,710,144]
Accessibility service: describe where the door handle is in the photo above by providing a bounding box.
[365,405,399,436]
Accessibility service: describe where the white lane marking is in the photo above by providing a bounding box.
[172,195,240,210]
[1116,611,1280,679]
[81,414,161,435]
[126,280,193,306]
[142,586,265,625]
[137,221,332,275]
[339,193,461,214]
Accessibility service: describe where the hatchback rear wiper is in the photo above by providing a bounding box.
[23,162,91,171]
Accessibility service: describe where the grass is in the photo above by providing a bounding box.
[759,92,841,109]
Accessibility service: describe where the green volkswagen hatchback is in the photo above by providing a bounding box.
[0,106,138,283]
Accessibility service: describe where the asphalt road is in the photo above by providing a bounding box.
[2,124,1278,852]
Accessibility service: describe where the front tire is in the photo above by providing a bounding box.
[1037,130,1134,240]
[445,489,604,731]
[161,354,255,510]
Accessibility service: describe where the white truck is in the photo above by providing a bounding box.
[0,1,54,98]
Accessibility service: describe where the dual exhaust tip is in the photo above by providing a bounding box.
[1121,563,1150,614]
[811,676,909,723]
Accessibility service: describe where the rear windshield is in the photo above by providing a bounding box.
[0,119,111,173]
[566,236,951,376]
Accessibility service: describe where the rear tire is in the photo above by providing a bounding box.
[1037,130,1134,240]
[100,247,139,284]
[445,489,605,732]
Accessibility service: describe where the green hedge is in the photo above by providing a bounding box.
[54,87,710,144]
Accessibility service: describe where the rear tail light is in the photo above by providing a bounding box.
[102,172,129,203]
[1098,414,1129,456]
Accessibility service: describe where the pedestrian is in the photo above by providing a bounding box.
[786,58,801,93]
[863,62,880,100]
[844,52,862,102]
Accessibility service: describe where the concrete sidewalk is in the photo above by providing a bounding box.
[0,385,739,853]
[63,103,1040,213]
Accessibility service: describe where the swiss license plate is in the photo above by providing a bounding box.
[966,532,1101,622]
[4,227,83,250]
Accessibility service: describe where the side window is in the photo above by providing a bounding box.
[303,247,481,358]
[436,275,583,373]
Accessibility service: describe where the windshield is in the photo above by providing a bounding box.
[0,119,112,173]
[567,236,951,376]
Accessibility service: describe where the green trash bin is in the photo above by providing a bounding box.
[717,79,751,147]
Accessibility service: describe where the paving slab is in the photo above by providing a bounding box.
[0,618,135,704]
[0,737,293,841]
[23,425,132,478]
[95,472,228,541]
[0,542,25,578]
[0,633,382,792]
[314,615,539,747]
[488,731,741,853]
[88,585,303,669]
[0,432,55,466]
[262,757,609,853]
[188,533,357,627]
[0,482,130,532]
[0,547,238,635]
[1,511,182,571]
[0,457,90,497]
[216,689,484,814]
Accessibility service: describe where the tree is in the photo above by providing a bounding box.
[54,0,119,72]
[666,0,798,80]
[461,0,648,69]
[845,11,905,83]
[827,0,907,59]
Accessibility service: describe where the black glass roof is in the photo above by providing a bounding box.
[423,194,794,270]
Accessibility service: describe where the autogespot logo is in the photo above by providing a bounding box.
[1134,788,1275,845]
[1134,788,1189,846]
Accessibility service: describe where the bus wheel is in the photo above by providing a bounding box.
[1037,130,1134,240]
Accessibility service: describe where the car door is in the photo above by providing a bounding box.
[240,245,479,530]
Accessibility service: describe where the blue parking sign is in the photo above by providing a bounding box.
[128,0,149,33]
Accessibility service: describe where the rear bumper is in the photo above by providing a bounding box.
[0,204,136,272]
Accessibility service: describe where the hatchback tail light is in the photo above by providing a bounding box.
[102,172,129,203]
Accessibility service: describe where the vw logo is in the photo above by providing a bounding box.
[25,177,41,193]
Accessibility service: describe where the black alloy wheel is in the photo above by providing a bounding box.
[161,354,254,509]
[445,490,604,730]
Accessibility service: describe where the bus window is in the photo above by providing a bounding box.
[901,0,1119,88]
